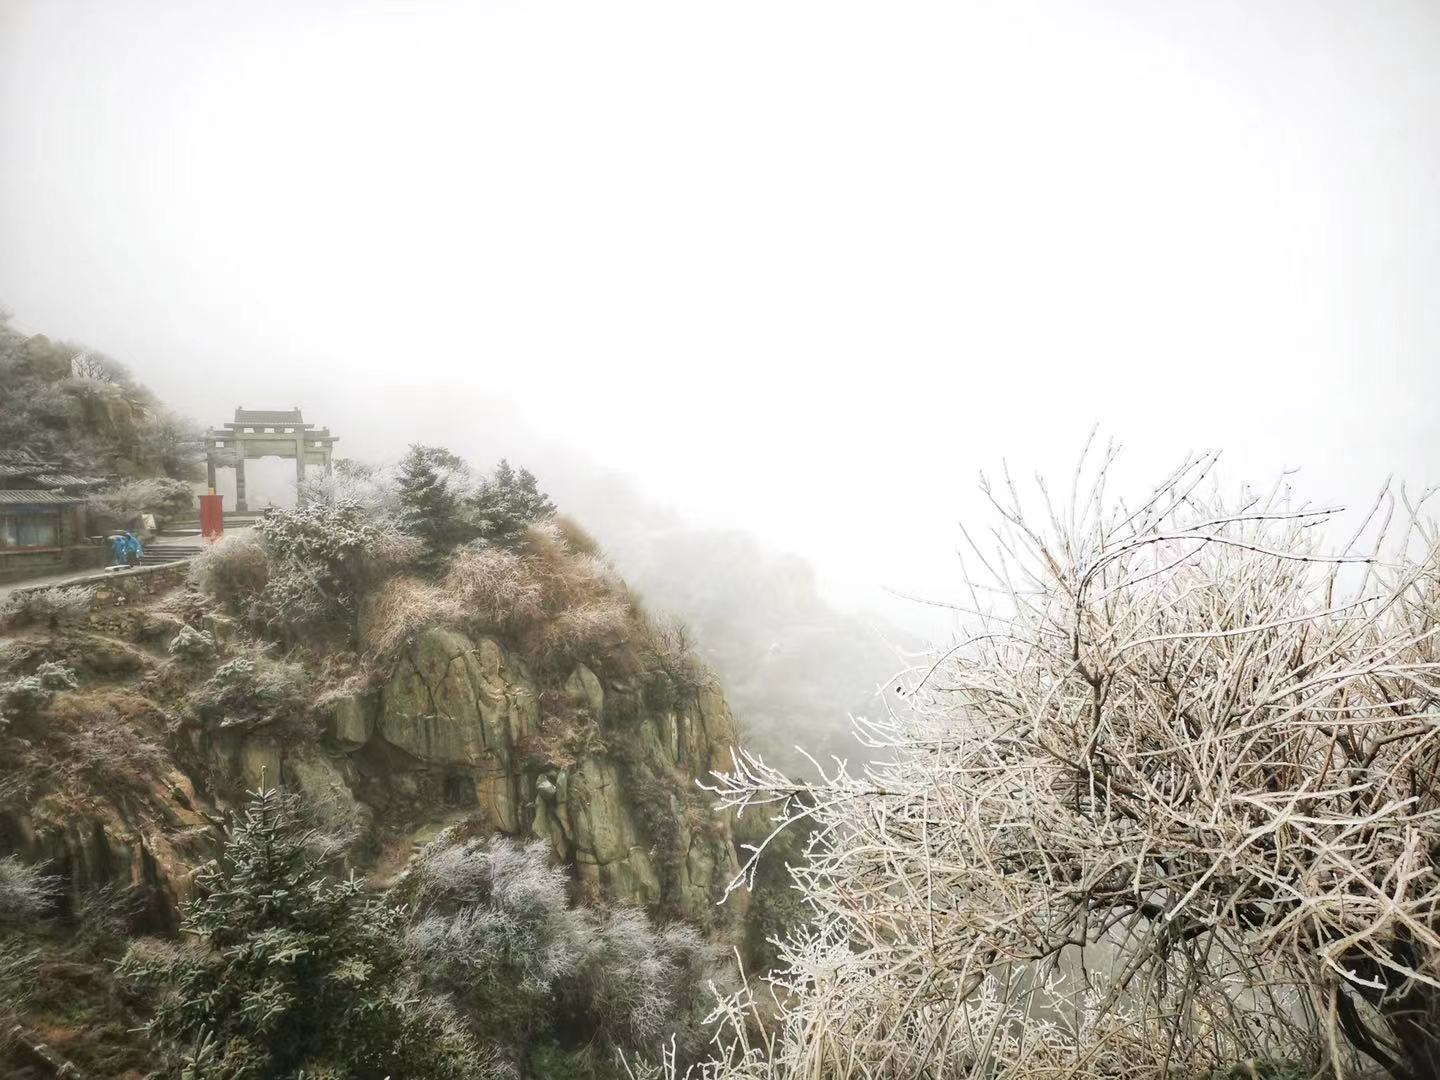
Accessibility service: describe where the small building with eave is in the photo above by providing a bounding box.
[0,450,109,583]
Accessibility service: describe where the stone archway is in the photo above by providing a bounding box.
[201,408,337,512]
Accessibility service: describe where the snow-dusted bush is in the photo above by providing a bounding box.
[251,499,418,637]
[188,648,310,735]
[685,451,1440,1080]
[167,624,216,661]
[298,457,400,511]
[0,583,95,629]
[33,660,79,690]
[636,616,712,696]
[0,856,56,921]
[189,531,270,605]
[407,837,585,1006]
[0,662,75,727]
[404,834,729,1072]
[542,594,632,656]
[582,913,719,1055]
[439,529,639,661]
[0,859,50,1050]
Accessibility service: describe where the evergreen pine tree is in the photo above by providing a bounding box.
[395,444,470,567]
[469,458,557,549]
[118,787,483,1078]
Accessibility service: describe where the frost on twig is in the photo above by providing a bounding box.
[691,447,1440,1079]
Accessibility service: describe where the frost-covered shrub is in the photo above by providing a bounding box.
[258,499,375,586]
[0,859,50,1050]
[298,457,400,511]
[438,524,643,667]
[253,500,415,636]
[0,937,35,1053]
[542,595,632,656]
[636,617,711,697]
[0,675,53,726]
[0,583,95,629]
[189,649,309,735]
[34,660,79,691]
[167,624,216,661]
[211,655,256,687]
[579,913,718,1054]
[189,531,270,605]
[71,881,149,953]
[0,855,56,921]
[403,835,729,1072]
[252,659,306,707]
[549,514,602,556]
[0,660,78,725]
[0,859,52,1052]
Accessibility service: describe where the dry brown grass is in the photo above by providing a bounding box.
[550,513,603,557]
[366,574,468,656]
[369,523,641,664]
[443,546,544,629]
[365,520,704,690]
[541,596,632,657]
[47,690,169,792]
[517,694,609,770]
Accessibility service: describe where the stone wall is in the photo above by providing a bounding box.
[87,563,191,607]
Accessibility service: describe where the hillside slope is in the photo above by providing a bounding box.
[1,558,747,929]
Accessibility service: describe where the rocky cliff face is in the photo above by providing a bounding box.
[235,626,747,923]
[3,584,748,932]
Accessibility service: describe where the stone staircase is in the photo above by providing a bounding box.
[136,512,262,567]
[138,538,205,567]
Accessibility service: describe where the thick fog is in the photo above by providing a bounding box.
[3,0,1440,640]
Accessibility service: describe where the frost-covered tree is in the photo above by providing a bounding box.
[254,498,383,633]
[0,310,202,480]
[396,444,474,566]
[118,787,486,1079]
[684,448,1440,1080]
[88,476,196,521]
[469,458,557,549]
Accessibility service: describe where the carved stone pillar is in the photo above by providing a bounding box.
[235,454,248,512]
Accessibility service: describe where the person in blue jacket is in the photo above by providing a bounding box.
[110,533,128,567]
[123,531,143,567]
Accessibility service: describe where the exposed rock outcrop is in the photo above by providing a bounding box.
[313,627,747,924]
[0,769,217,929]
[3,601,749,934]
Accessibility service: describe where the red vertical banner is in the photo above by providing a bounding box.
[199,493,225,540]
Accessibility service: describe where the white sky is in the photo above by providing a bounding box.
[2,0,1438,628]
